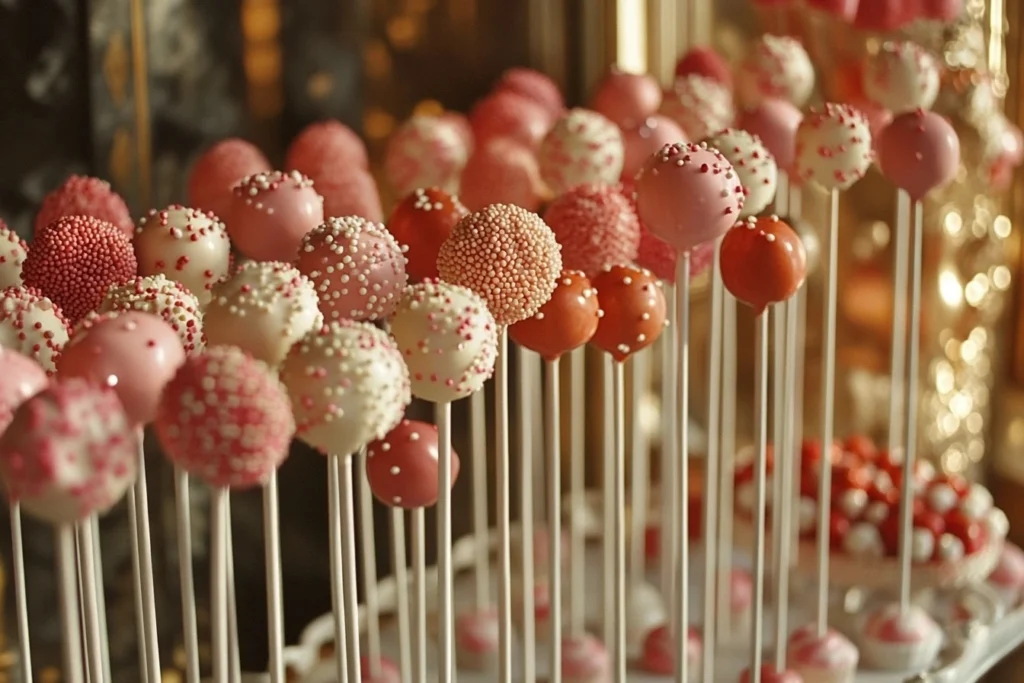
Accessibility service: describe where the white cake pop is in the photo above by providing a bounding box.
[388,281,498,403]
[562,632,611,683]
[793,104,874,191]
[988,543,1024,608]
[859,603,942,672]
[99,274,205,354]
[0,221,27,289]
[660,75,735,142]
[985,507,1010,539]
[736,34,815,108]
[384,114,469,197]
[705,128,779,218]
[0,286,71,374]
[959,482,994,520]
[788,624,859,683]
[538,108,624,196]
[204,260,322,367]
[455,608,500,670]
[624,581,668,657]
[842,522,885,558]
[862,41,940,114]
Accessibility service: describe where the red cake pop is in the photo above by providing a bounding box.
[738,664,804,683]
[437,204,562,327]
[188,138,272,221]
[22,215,137,324]
[100,275,204,355]
[286,120,369,176]
[35,175,134,238]
[806,0,859,20]
[561,632,610,683]
[590,265,666,362]
[312,167,384,223]
[735,35,815,109]
[0,350,47,432]
[675,46,733,89]
[787,624,859,683]
[539,108,624,196]
[494,67,565,120]
[920,0,961,19]
[859,603,941,671]
[853,0,907,30]
[640,624,702,676]
[226,170,324,262]
[635,226,716,283]
[661,75,736,141]
[737,98,802,171]
[543,183,640,278]
[384,115,470,197]
[459,139,545,212]
[386,188,468,282]
[877,109,960,202]
[366,419,460,508]
[510,270,601,361]
[0,378,137,525]
[720,216,807,315]
[0,220,27,289]
[621,116,688,180]
[793,103,873,191]
[0,287,70,374]
[590,67,663,129]
[155,345,294,489]
[469,91,551,150]
[634,141,745,252]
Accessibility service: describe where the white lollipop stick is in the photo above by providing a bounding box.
[133,435,162,683]
[660,283,678,614]
[775,297,800,670]
[126,474,149,681]
[341,454,364,681]
[77,518,105,683]
[532,352,547,520]
[226,497,242,683]
[750,310,771,683]
[86,518,112,682]
[771,301,785,598]
[789,181,807,570]
[703,244,724,682]
[602,354,615,649]
[328,454,350,683]
[174,468,201,683]
[358,456,382,675]
[888,192,911,490]
[495,329,513,683]
[390,509,412,682]
[629,350,650,590]
[264,471,285,683]
[437,401,455,683]
[568,347,586,638]
[518,347,537,683]
[56,525,84,683]
[211,487,231,683]
[411,507,427,683]
[717,292,737,643]
[546,358,564,683]
[611,360,627,682]
[674,251,692,683]
[74,530,88,681]
[10,504,31,683]
[470,389,490,610]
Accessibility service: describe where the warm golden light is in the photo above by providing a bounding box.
[616,0,648,72]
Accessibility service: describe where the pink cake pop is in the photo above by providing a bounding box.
[590,265,666,362]
[806,0,858,20]
[590,67,663,129]
[675,46,733,89]
[0,349,47,431]
[35,175,134,238]
[705,128,779,218]
[862,41,940,114]
[660,75,736,141]
[859,603,942,671]
[853,0,907,30]
[494,67,565,121]
[739,664,804,683]
[0,220,27,289]
[543,184,640,278]
[384,115,470,197]
[634,141,745,251]
[366,419,460,508]
[22,215,137,325]
[358,656,401,683]
[226,170,324,262]
[635,226,716,283]
[988,543,1024,607]
[793,104,873,191]
[459,139,545,212]
[188,139,272,221]
[441,111,474,152]
[737,98,802,172]
[99,275,204,355]
[539,108,624,196]
[787,624,859,683]
[436,203,562,326]
[639,624,702,675]
[621,116,688,180]
[920,0,962,20]
[155,345,293,489]
[312,167,384,223]
[57,311,186,426]
[469,91,551,150]
[877,109,960,202]
[386,188,468,282]
[720,216,808,315]
[294,216,407,323]
[455,609,500,670]
[286,120,369,176]
[561,632,611,683]
[134,205,232,306]
[279,321,410,456]
[0,378,138,525]
[735,35,815,109]
[389,280,497,403]
[0,286,70,373]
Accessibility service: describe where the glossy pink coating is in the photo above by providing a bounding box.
[738,665,804,683]
[0,350,47,432]
[920,0,961,19]
[494,67,565,120]
[227,170,325,261]
[188,139,272,221]
[634,142,745,251]
[314,167,384,223]
[737,98,803,171]
[877,109,960,201]
[621,116,688,180]
[57,311,186,426]
[286,120,369,176]
[459,138,545,212]
[854,0,907,30]
[806,0,859,20]
[675,46,733,89]
[590,67,663,129]
[469,91,551,150]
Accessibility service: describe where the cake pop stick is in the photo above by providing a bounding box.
[517,347,536,683]
[10,505,30,683]
[602,356,614,649]
[127,488,149,680]
[328,454,350,683]
[264,471,286,683]
[612,359,627,682]
[888,191,911,456]
[771,308,785,594]
[495,331,513,682]
[717,292,737,643]
[660,284,678,618]
[674,253,692,683]
[775,298,800,672]
[390,509,412,681]
[630,350,651,590]
[211,488,231,682]
[569,347,586,638]
[751,308,771,683]
[226,496,243,683]
[340,453,365,682]
[470,391,490,610]
[77,518,106,683]
[436,402,454,683]
[357,455,383,675]
[131,442,162,683]
[57,526,86,683]
[174,468,201,683]
[546,358,564,682]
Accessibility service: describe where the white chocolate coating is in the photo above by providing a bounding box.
[661,75,735,142]
[705,128,779,218]
[0,223,27,290]
[0,287,70,374]
[384,115,469,197]
[863,41,940,113]
[455,608,499,671]
[794,104,873,191]
[736,34,815,108]
[859,603,942,672]
[625,581,668,657]
[135,205,231,305]
[788,625,859,683]
[538,108,624,196]
[100,274,205,354]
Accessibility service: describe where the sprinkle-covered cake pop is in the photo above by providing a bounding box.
[590,67,663,129]
[510,269,601,362]
[495,67,565,120]
[858,603,942,672]
[735,34,815,109]
[635,228,716,283]
[787,624,859,683]
[862,41,940,114]
[155,345,294,489]
[389,281,497,404]
[660,75,736,142]
[0,220,27,289]
[99,275,204,354]
[877,109,960,201]
[384,115,469,197]
[675,46,733,89]
[640,624,702,677]
[204,261,322,367]
[0,349,47,431]
[621,116,688,180]
[0,287,70,373]
[469,91,552,150]
[286,120,369,176]
[294,216,408,323]
[793,104,873,191]
[0,378,138,525]
[279,321,410,456]
[737,98,803,171]
[226,170,324,262]
[437,204,562,327]
[543,184,640,278]
[366,419,460,508]
[720,216,808,314]
[35,175,134,238]
[705,128,779,218]
[459,139,546,212]
[590,265,666,362]
[455,608,500,670]
[561,632,611,683]
[22,215,138,324]
[134,205,232,306]
[539,108,624,196]
[386,188,468,282]
[188,138,272,221]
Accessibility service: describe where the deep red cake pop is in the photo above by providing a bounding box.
[22,215,137,324]
[311,166,384,223]
[621,116,688,180]
[720,216,807,315]
[286,120,369,176]
[640,624,702,675]
[386,188,468,282]
[877,109,960,202]
[543,184,640,278]
[494,67,565,120]
[227,170,324,261]
[590,265,666,362]
[35,175,134,238]
[366,419,460,509]
[188,138,271,221]
[675,46,733,89]
[509,270,601,361]
[469,91,551,150]
[590,67,663,129]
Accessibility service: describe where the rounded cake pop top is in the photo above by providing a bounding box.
[204,261,322,367]
[639,623,702,675]
[294,216,408,323]
[621,116,688,180]
[135,205,232,306]
[459,138,546,212]
[859,603,942,671]
[877,109,960,202]
[561,632,610,683]
[455,608,500,670]
[590,265,666,362]
[675,46,733,89]
[226,170,324,262]
[863,41,940,114]
[721,216,807,314]
[634,141,745,251]
[989,543,1024,606]
[0,350,47,432]
[920,0,962,20]
[635,226,716,283]
[35,175,134,238]
[386,188,468,282]
[0,286,71,374]
[358,656,401,683]
[793,104,874,191]
[539,108,625,196]
[99,275,204,355]
[705,128,779,218]
[853,0,907,30]
[806,0,858,20]
[787,624,859,683]
[156,345,294,489]
[737,98,803,171]
[366,419,460,508]
[22,215,138,325]
[590,67,663,129]
[544,183,640,278]
[279,321,410,457]
[437,204,562,327]
[313,167,384,223]
[389,281,497,403]
[736,34,815,109]
[0,220,27,290]
[286,120,369,176]
[188,138,272,221]
[0,378,138,525]
[510,270,601,361]
[469,91,552,150]
[494,67,565,120]
[738,664,804,683]
[660,75,736,142]
[384,115,470,198]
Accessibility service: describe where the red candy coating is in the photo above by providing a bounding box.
[35,175,134,238]
[854,0,907,30]
[459,139,545,213]
[877,109,960,202]
[0,350,47,433]
[386,188,469,282]
[675,46,733,89]
[920,0,961,19]
[806,0,859,19]
[590,265,666,362]
[544,183,640,278]
[469,92,551,150]
[494,67,565,120]
[188,139,272,221]
[227,170,324,261]
[286,120,369,176]
[366,419,460,509]
[510,270,601,361]
[640,624,701,675]
[720,216,807,315]
[590,67,663,129]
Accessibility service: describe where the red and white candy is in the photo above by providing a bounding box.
[0,286,70,374]
[859,603,942,672]
[226,170,324,262]
[561,632,610,683]
[660,75,735,142]
[988,543,1024,607]
[787,624,859,683]
[35,175,134,238]
[0,349,47,432]
[862,41,940,114]
[705,128,779,218]
[100,275,205,355]
[793,104,873,191]
[384,115,469,197]
[365,419,459,509]
[538,108,624,196]
[639,623,701,676]
[455,608,500,670]
[0,220,26,289]
[736,34,815,109]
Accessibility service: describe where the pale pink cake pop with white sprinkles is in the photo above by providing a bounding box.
[705,128,779,218]
[736,34,815,108]
[538,108,624,196]
[561,632,611,683]
[294,216,408,323]
[0,286,71,374]
[787,624,859,683]
[384,115,469,197]
[279,321,410,457]
[794,104,874,191]
[0,378,137,525]
[0,349,47,432]
[100,275,204,354]
[858,603,942,672]
[389,281,497,404]
[155,345,294,489]
[0,220,26,289]
[204,260,322,367]
[661,75,736,141]
[437,204,562,327]
[227,170,325,262]
[135,205,231,305]
[863,41,940,113]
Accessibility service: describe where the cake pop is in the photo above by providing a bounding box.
[720,216,808,315]
[358,656,401,683]
[279,321,410,456]
[35,175,134,238]
[495,67,565,119]
[509,270,600,361]
[621,116,688,180]
[635,228,716,283]
[314,167,385,223]
[539,109,624,196]
[188,139,272,221]
[0,378,137,525]
[441,111,474,151]
[859,603,942,671]
[508,526,570,576]
[787,624,859,683]
[286,120,369,176]
[204,261,322,367]
[459,138,546,212]
[623,582,668,656]
[739,665,804,683]
[0,220,27,289]
[561,632,611,683]
[227,170,324,262]
[640,624,702,676]
[806,0,858,20]
[294,216,407,323]
[455,609,500,670]
[853,0,907,30]
[543,184,640,278]
[384,115,470,197]
[675,46,733,89]
[0,286,70,373]
[22,215,137,324]
[0,349,47,430]
[590,68,663,129]
[660,75,736,141]
[863,42,940,114]
[589,265,666,362]
[737,98,803,172]
[366,419,460,508]
[705,128,779,218]
[735,35,815,109]
[469,91,552,150]
[877,109,960,201]
[386,188,468,282]
[920,0,962,20]
[793,104,873,191]
[99,275,204,354]
[988,544,1024,607]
